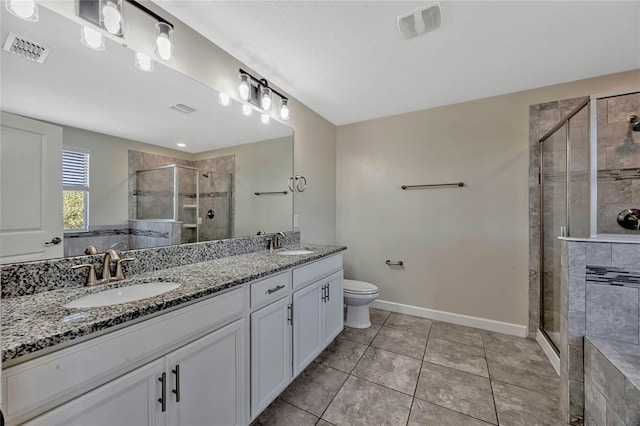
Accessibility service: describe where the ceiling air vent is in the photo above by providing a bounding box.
[397,2,442,40]
[170,103,197,114]
[3,32,51,63]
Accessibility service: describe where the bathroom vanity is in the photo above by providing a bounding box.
[1,243,345,426]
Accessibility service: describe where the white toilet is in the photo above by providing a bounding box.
[343,279,379,329]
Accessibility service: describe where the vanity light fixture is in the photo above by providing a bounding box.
[242,103,253,117]
[261,113,270,125]
[81,26,105,50]
[237,68,290,122]
[5,0,38,21]
[238,73,251,101]
[260,86,272,111]
[279,98,290,121]
[134,52,154,72]
[155,21,173,61]
[100,0,124,36]
[218,93,231,107]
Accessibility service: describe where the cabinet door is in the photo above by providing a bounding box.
[251,296,292,418]
[292,280,324,377]
[25,359,165,426]
[168,319,246,426]
[323,271,344,345]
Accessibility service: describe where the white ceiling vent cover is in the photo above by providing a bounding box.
[397,2,442,40]
[3,32,51,63]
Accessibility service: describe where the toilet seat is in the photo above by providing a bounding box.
[343,279,378,295]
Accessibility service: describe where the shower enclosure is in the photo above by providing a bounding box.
[538,90,640,351]
[134,164,232,244]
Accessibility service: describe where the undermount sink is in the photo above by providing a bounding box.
[64,282,181,309]
[277,249,314,256]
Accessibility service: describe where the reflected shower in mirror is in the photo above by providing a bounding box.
[0,5,293,262]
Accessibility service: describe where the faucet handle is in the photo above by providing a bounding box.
[114,258,135,281]
[71,264,100,286]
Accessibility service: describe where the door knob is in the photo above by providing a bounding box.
[44,237,62,245]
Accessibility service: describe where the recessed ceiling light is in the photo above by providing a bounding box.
[170,103,197,113]
[176,143,186,147]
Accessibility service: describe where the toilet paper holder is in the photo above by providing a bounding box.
[386,260,404,266]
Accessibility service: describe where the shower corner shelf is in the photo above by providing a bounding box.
[183,204,197,209]
[183,224,197,229]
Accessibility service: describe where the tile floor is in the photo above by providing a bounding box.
[251,309,564,426]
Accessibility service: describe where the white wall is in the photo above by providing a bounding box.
[337,70,640,327]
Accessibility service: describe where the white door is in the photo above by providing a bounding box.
[0,112,63,263]
[292,280,324,377]
[25,358,165,426]
[323,271,344,345]
[168,319,246,426]
[251,296,292,419]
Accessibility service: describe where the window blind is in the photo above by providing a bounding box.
[62,149,89,191]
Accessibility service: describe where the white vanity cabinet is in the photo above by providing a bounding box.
[292,270,344,376]
[250,254,344,420]
[4,287,248,426]
[27,319,246,426]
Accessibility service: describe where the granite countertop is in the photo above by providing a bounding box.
[1,244,346,363]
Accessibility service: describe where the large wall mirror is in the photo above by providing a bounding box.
[0,5,293,263]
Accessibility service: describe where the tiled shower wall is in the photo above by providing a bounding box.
[560,240,640,423]
[596,92,640,234]
[128,150,235,243]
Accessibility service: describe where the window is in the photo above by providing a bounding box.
[62,147,90,231]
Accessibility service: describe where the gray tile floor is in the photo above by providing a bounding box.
[252,309,564,426]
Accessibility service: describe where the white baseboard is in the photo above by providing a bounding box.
[370,299,528,337]
[536,330,560,375]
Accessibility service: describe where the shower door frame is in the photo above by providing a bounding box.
[538,96,590,353]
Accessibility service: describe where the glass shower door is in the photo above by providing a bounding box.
[540,123,568,350]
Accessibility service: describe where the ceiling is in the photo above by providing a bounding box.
[0,5,291,154]
[155,1,640,126]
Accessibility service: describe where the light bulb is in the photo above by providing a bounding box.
[81,26,105,50]
[242,104,253,117]
[279,99,290,121]
[135,52,154,72]
[101,0,122,35]
[176,143,186,148]
[155,22,173,61]
[218,93,231,107]
[238,73,251,101]
[260,86,272,111]
[6,0,38,21]
[261,113,270,125]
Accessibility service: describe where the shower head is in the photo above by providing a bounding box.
[628,114,640,132]
[202,171,210,178]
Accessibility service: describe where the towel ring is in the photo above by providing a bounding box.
[288,175,308,192]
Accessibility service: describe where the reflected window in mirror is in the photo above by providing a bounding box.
[62,147,90,232]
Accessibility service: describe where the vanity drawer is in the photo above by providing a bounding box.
[293,254,343,290]
[251,272,291,309]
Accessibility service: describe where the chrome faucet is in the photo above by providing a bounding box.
[275,232,285,249]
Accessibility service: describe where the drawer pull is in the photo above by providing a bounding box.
[158,373,167,412]
[172,364,181,402]
[267,284,285,294]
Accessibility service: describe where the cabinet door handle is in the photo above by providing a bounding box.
[158,373,167,412]
[267,284,285,294]
[287,303,293,325]
[172,364,181,402]
[321,284,326,302]
[327,283,330,301]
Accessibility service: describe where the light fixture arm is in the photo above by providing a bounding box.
[126,0,174,28]
[239,68,288,103]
